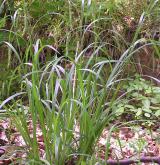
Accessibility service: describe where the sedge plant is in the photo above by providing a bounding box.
[0,0,160,164]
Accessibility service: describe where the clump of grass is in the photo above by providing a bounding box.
[1,36,155,164]
[9,41,116,164]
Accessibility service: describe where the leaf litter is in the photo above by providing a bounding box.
[0,118,160,164]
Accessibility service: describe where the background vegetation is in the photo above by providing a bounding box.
[0,0,160,164]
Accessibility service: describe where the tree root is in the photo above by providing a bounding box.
[106,156,160,165]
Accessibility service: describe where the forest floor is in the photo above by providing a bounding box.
[0,118,160,164]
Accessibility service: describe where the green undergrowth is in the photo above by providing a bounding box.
[112,75,160,125]
[0,0,160,164]
[0,0,160,99]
